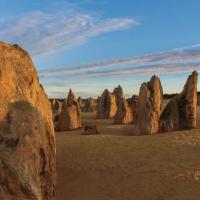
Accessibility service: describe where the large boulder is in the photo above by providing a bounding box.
[56,89,81,131]
[114,97,134,125]
[96,89,117,119]
[82,97,96,112]
[136,75,163,134]
[160,71,198,132]
[0,41,56,199]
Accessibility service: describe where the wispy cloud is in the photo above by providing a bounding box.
[39,45,200,77]
[39,44,200,98]
[0,10,138,56]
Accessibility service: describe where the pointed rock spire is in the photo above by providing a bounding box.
[57,89,81,131]
[96,89,117,119]
[136,75,163,134]
[160,71,198,131]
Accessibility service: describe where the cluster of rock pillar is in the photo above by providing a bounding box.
[96,85,135,124]
[135,71,198,134]
[96,71,198,134]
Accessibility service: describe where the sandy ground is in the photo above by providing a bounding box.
[56,107,200,200]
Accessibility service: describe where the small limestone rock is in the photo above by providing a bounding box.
[83,125,99,135]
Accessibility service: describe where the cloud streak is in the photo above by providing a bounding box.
[39,45,200,77]
[0,10,138,56]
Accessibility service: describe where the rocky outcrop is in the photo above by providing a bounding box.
[0,41,56,200]
[114,97,134,125]
[96,89,117,119]
[136,75,163,134]
[56,89,81,131]
[82,97,96,112]
[160,71,198,132]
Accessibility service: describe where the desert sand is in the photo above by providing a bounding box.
[56,106,200,200]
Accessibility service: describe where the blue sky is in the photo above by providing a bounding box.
[0,0,200,98]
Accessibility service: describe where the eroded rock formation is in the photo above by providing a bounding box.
[136,75,163,134]
[160,71,198,132]
[0,41,56,200]
[56,89,81,131]
[96,89,117,119]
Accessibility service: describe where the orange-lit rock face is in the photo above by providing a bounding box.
[136,75,163,135]
[160,71,198,132]
[0,41,56,200]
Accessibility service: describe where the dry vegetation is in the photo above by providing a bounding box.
[56,106,200,200]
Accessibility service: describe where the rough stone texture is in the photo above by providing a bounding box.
[56,89,81,131]
[113,85,123,106]
[114,97,134,125]
[0,41,56,200]
[160,71,198,132]
[136,75,163,135]
[96,89,117,119]
[82,97,96,112]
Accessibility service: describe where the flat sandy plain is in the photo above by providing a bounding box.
[56,106,200,200]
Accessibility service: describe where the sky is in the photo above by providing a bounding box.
[0,0,200,98]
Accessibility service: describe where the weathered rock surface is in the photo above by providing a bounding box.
[114,97,134,125]
[136,75,163,134]
[56,89,81,131]
[160,71,198,132]
[82,97,96,112]
[96,89,117,119]
[0,41,56,200]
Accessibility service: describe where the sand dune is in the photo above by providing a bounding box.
[56,107,200,200]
